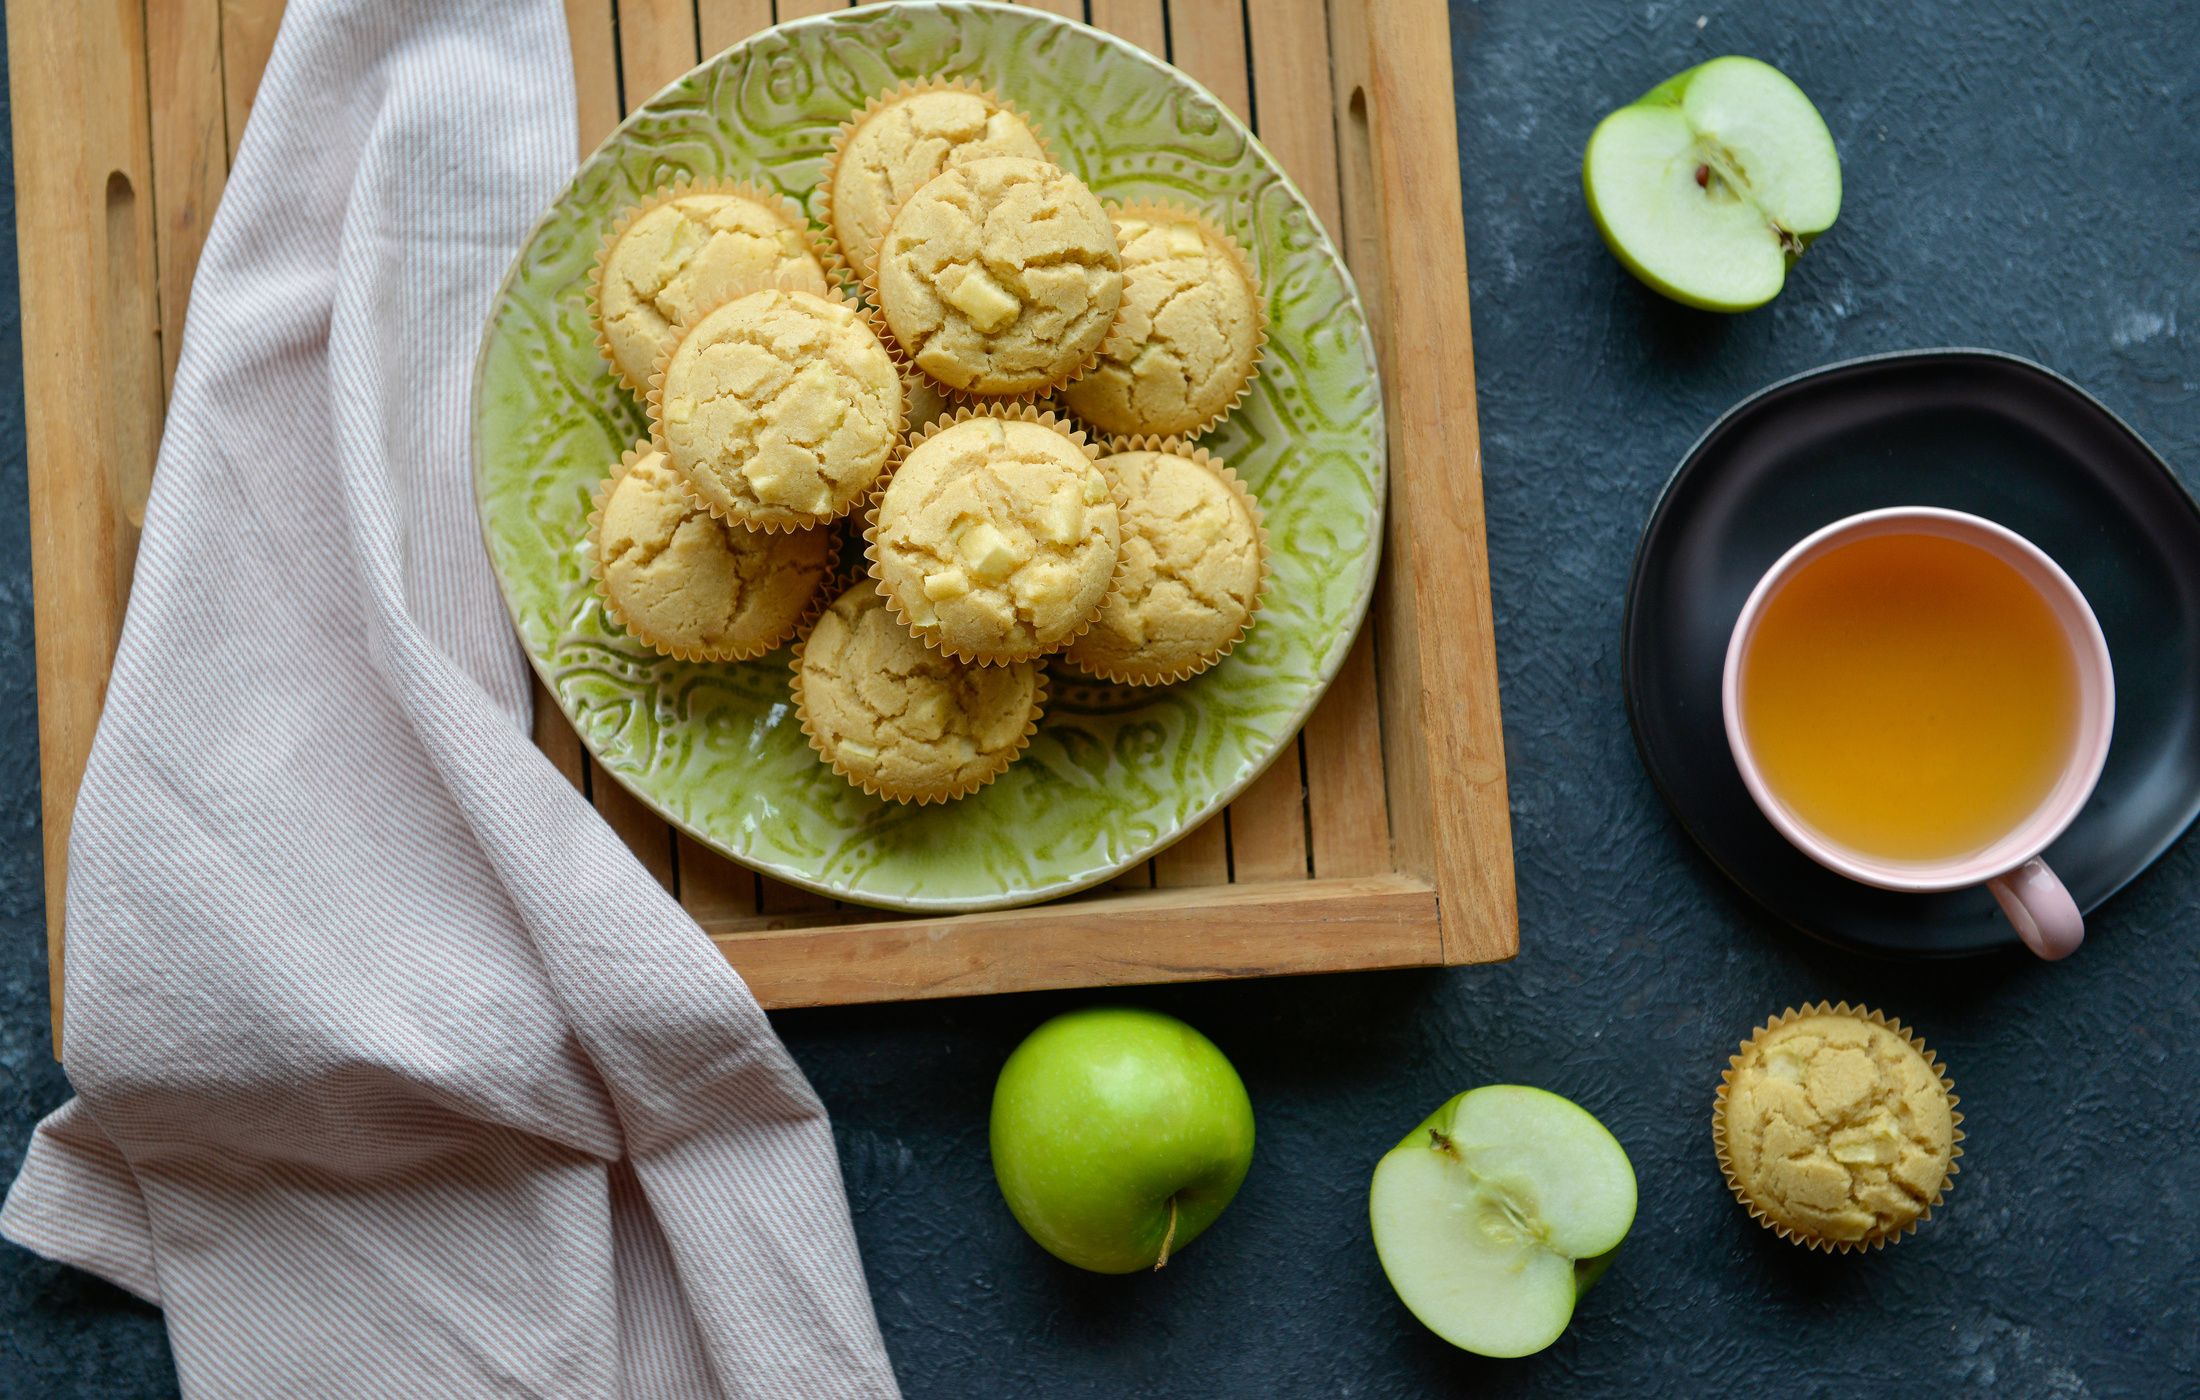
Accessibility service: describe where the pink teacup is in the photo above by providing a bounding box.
[1721,507,2115,961]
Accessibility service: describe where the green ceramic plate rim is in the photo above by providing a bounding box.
[469,1,1387,912]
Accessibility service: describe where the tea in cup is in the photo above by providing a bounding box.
[1722,507,2114,959]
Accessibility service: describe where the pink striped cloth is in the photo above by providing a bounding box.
[1,1,898,1393]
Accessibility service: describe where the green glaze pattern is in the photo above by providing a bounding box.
[473,2,1384,912]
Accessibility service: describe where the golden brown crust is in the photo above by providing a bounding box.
[1713,1002,1963,1253]
[589,181,840,396]
[819,80,1052,286]
[863,406,1124,665]
[646,286,904,533]
[1058,437,1268,685]
[586,440,833,661]
[1059,201,1266,439]
[791,582,1046,803]
[867,157,1123,403]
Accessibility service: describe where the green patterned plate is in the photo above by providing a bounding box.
[473,1,1384,912]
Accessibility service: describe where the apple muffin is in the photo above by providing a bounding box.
[872,157,1123,400]
[822,82,1050,284]
[592,184,832,395]
[794,582,1045,803]
[867,410,1120,664]
[651,288,902,531]
[589,441,832,661]
[1714,1002,1961,1251]
[1061,442,1266,685]
[1060,205,1264,438]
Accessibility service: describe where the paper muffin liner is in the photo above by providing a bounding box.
[1712,1001,1964,1254]
[863,405,1128,666]
[790,582,1049,804]
[587,178,847,397]
[899,370,953,445]
[1055,201,1268,443]
[584,439,835,662]
[859,166,1127,409]
[1054,435,1270,686]
[818,78,1056,289]
[644,279,906,536]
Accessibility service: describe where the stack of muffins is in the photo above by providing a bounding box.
[584,81,1270,805]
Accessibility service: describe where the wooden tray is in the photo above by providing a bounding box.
[9,0,1514,1045]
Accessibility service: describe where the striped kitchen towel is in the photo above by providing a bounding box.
[0,0,897,1394]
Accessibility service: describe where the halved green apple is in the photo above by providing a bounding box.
[1369,1085,1636,1359]
[1584,55,1842,311]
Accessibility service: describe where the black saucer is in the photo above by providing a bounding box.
[1623,349,2200,957]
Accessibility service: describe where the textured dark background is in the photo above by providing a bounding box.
[3,1,2197,1395]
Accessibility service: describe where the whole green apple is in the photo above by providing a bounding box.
[1584,55,1842,311]
[1370,1085,1636,1358]
[989,1007,1255,1274]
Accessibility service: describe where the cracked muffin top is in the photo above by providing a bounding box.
[594,189,829,395]
[652,288,901,531]
[1059,208,1262,438]
[874,158,1122,399]
[827,86,1048,284]
[796,583,1042,803]
[591,443,832,661]
[869,414,1119,663]
[1061,448,1263,684]
[1720,1010,1956,1248]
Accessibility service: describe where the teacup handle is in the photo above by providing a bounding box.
[1987,858,2084,961]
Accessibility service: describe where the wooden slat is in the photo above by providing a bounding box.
[677,837,760,923]
[1085,0,1227,888]
[1301,629,1390,875]
[774,0,848,20]
[616,0,700,106]
[1014,0,1085,18]
[531,680,588,793]
[1169,0,1308,883]
[1162,2,1249,114]
[1246,0,1340,230]
[553,0,620,849]
[590,0,697,883]
[146,0,227,396]
[1248,0,1391,878]
[1333,0,1516,964]
[1088,0,1164,55]
[10,0,167,1047]
[639,0,761,918]
[714,873,1441,1007]
[591,766,678,889]
[218,0,285,164]
[1154,815,1229,886]
[760,873,837,915]
[698,0,774,56]
[565,0,624,150]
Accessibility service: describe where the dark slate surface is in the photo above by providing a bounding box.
[2,1,2196,1395]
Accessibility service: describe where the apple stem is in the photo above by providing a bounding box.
[1427,1127,1460,1158]
[1153,1197,1179,1272]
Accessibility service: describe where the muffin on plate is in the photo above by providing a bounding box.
[650,287,902,531]
[588,440,832,661]
[1059,204,1264,439]
[592,183,833,395]
[1061,439,1267,685]
[1714,1001,1963,1252]
[871,157,1122,401]
[794,582,1045,803]
[822,81,1051,285]
[867,408,1120,664]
